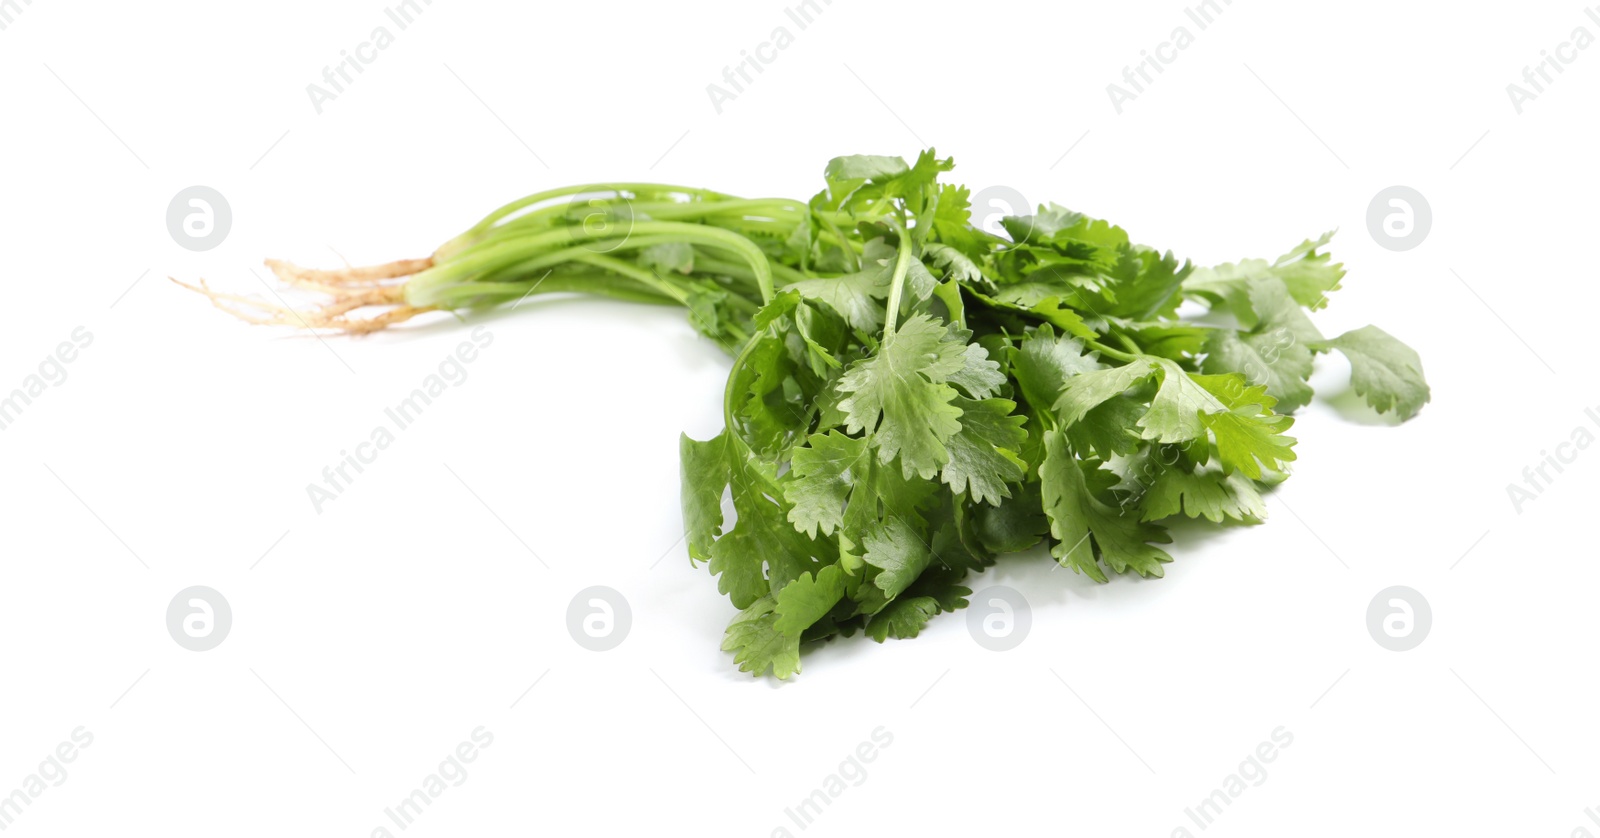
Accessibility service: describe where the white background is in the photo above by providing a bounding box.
[2,1,1597,835]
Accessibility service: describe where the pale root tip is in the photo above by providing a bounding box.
[172,255,437,335]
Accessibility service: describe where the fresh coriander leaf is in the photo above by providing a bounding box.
[966,284,1099,340]
[1067,395,1146,460]
[783,431,872,538]
[940,396,1029,505]
[864,566,971,642]
[972,482,1051,554]
[783,244,893,332]
[1185,232,1345,312]
[1202,328,1315,413]
[1135,362,1298,478]
[682,429,827,609]
[825,154,910,182]
[1200,407,1297,480]
[1010,325,1101,415]
[1243,276,1324,342]
[1040,429,1173,580]
[774,564,846,637]
[924,241,987,286]
[1101,246,1192,321]
[837,314,968,479]
[948,341,1007,400]
[1313,325,1431,419]
[863,516,935,600]
[864,596,943,641]
[1054,358,1160,425]
[1139,457,1268,523]
[723,596,802,679]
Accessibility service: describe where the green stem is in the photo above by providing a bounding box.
[568,254,690,304]
[881,219,914,345]
[424,272,681,307]
[451,183,738,242]
[411,222,774,308]
[721,328,771,450]
[1086,339,1139,363]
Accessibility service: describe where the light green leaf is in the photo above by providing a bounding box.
[837,314,968,479]
[774,564,846,637]
[723,597,801,679]
[940,397,1029,505]
[1313,325,1430,420]
[949,342,1007,400]
[784,431,872,538]
[1040,430,1173,580]
[1186,232,1344,312]
[1141,459,1268,523]
[825,154,909,181]
[1202,328,1315,414]
[1010,325,1102,414]
[863,517,935,600]
[1054,358,1159,425]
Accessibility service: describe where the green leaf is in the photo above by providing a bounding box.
[681,430,826,609]
[1313,325,1430,420]
[1244,276,1324,342]
[825,154,910,182]
[1010,325,1102,413]
[940,397,1029,505]
[1066,396,1145,460]
[1004,207,1127,260]
[863,516,935,600]
[1202,328,1315,413]
[1054,359,1159,425]
[783,431,872,539]
[837,314,968,479]
[923,242,987,286]
[1198,277,1325,412]
[1185,232,1345,312]
[1140,458,1268,523]
[1200,402,1298,480]
[679,431,731,562]
[723,597,802,679]
[1102,246,1192,321]
[783,243,894,332]
[1040,429,1173,580]
[1108,318,1211,361]
[1138,360,1297,477]
[967,284,1099,340]
[972,482,1051,554]
[864,564,971,641]
[774,564,846,637]
[864,596,943,641]
[948,342,1007,400]
[1269,233,1345,310]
